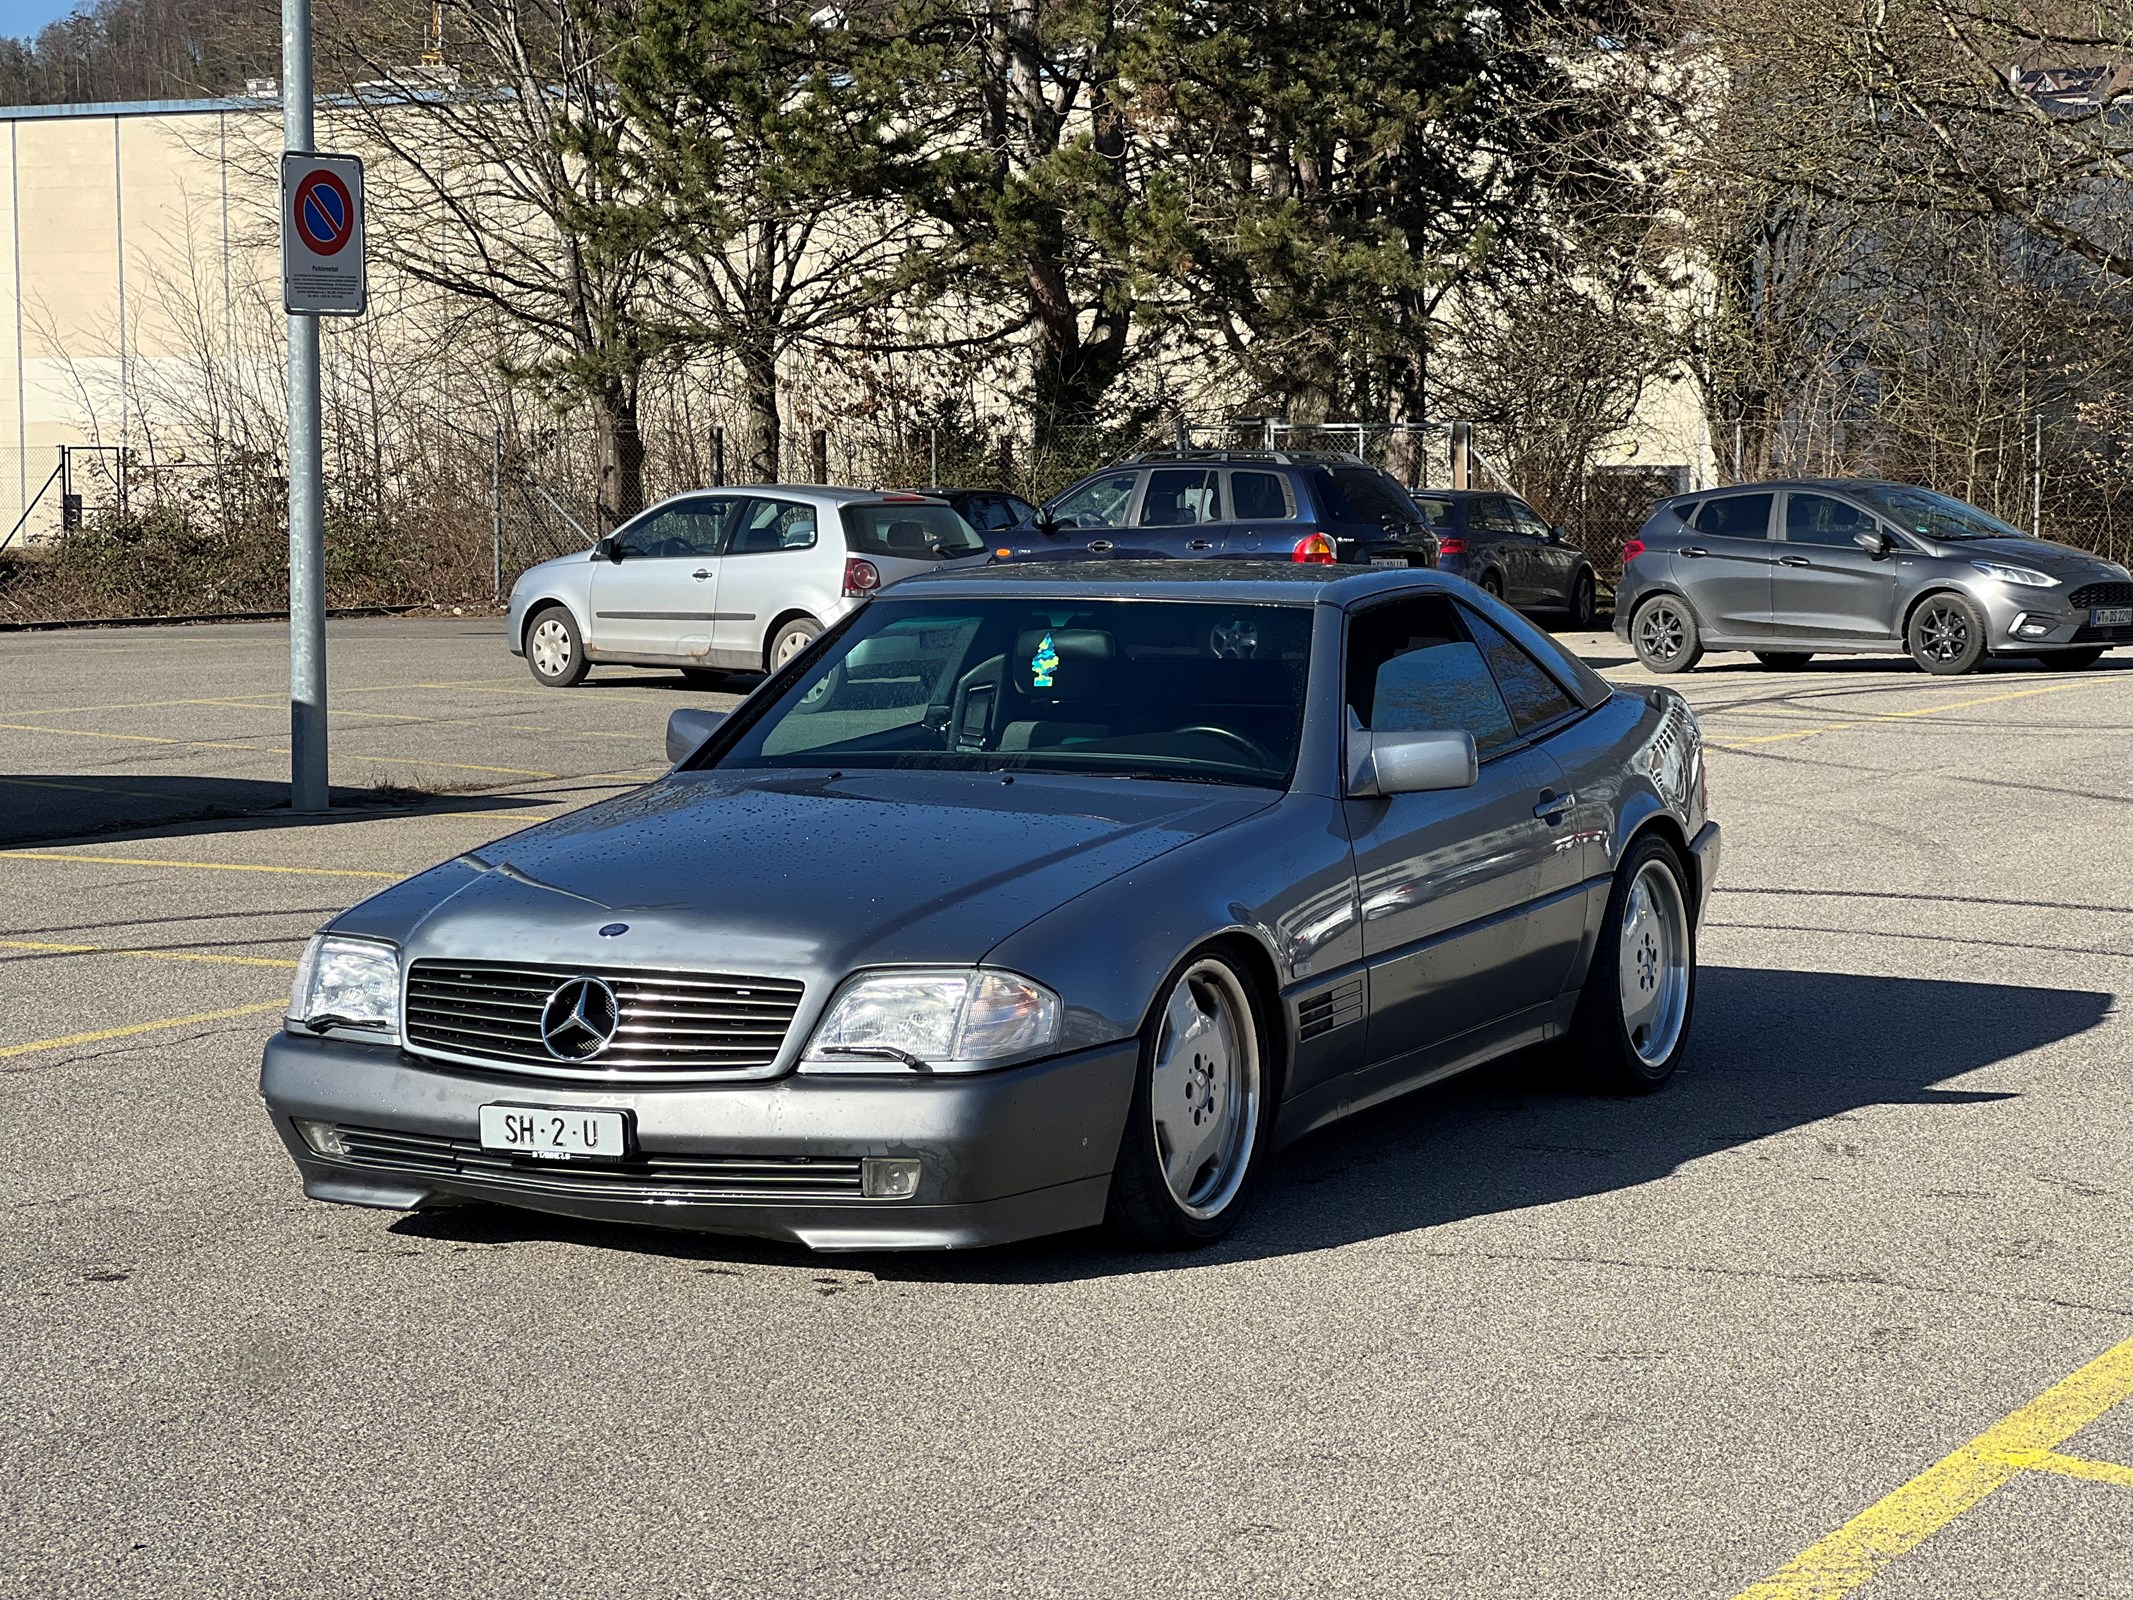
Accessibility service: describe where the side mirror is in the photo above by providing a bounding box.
[596,535,624,563]
[1549,524,1567,543]
[665,707,727,765]
[1347,728,1479,798]
[1853,527,1892,557]
[1037,511,1064,537]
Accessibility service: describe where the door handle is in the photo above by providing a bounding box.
[692,568,712,580]
[1187,539,1213,551]
[1680,546,1708,558]
[1087,540,1115,554]
[1533,790,1574,822]
[1778,555,1810,567]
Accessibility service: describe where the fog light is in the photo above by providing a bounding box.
[860,1157,922,1200]
[2013,614,2053,638]
[295,1118,350,1158]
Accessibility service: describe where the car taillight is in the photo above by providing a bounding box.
[842,557,881,597]
[1291,533,1336,564]
[1622,538,1646,563]
[1437,536,1467,556]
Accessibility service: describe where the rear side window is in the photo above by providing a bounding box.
[1345,595,1518,757]
[1463,609,1578,733]
[1411,496,1457,530]
[839,503,986,559]
[1139,469,1221,526]
[726,499,818,556]
[1229,471,1293,520]
[1692,493,1774,539]
[1327,466,1422,526]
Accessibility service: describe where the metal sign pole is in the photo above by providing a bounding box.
[283,0,327,811]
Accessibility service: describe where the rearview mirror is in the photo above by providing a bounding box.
[665,707,728,765]
[1347,728,1479,798]
[1853,527,1892,557]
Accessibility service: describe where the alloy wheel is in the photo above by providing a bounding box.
[1915,600,1970,664]
[530,617,572,678]
[1637,603,1686,662]
[1617,859,1691,1067]
[1148,960,1261,1221]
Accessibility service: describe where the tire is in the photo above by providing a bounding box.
[1107,950,1272,1249]
[2036,648,2105,671]
[524,605,590,687]
[1479,570,1505,600]
[1632,595,1703,674]
[764,616,822,674]
[1566,569,1596,629]
[1753,651,1813,670]
[1906,592,1987,675]
[1568,833,1696,1094]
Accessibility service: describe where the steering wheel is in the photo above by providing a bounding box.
[1174,726,1275,767]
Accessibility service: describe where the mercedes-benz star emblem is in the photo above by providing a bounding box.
[540,975,620,1060]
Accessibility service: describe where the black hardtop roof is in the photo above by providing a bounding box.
[888,559,1462,606]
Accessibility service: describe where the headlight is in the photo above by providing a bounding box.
[799,968,1061,1074]
[1972,561,2055,588]
[287,933,401,1043]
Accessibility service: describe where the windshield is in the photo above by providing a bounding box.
[1849,485,2025,542]
[711,598,1315,788]
[839,502,986,560]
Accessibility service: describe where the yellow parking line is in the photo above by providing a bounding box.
[1708,679,2115,750]
[0,719,558,780]
[0,851,404,880]
[0,999,287,1060]
[1731,1333,2133,1599]
[0,938,299,969]
[0,774,193,802]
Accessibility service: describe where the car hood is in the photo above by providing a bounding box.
[1952,538,2127,580]
[348,769,1275,981]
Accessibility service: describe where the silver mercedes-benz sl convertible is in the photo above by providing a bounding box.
[261,564,1719,1251]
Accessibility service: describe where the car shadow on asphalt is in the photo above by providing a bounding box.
[389,965,2111,1282]
[0,775,564,849]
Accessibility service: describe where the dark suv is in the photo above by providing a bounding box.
[992,450,1440,567]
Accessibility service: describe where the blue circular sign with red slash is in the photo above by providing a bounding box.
[291,170,355,257]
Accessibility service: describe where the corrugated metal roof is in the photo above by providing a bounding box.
[0,96,275,122]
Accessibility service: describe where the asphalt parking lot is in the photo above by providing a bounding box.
[4,617,2132,1598]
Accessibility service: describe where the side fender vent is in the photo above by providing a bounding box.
[1298,978,1364,1042]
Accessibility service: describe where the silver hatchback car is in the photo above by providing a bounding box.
[505,487,990,686]
[1617,480,2133,674]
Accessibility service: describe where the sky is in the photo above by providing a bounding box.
[1,0,86,43]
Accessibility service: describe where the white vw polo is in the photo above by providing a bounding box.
[506,487,990,686]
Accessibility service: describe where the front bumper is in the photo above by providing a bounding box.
[260,1031,1138,1251]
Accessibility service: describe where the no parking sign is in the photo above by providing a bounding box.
[280,153,366,316]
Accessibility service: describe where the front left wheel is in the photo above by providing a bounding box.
[1907,593,1987,675]
[1107,952,1271,1249]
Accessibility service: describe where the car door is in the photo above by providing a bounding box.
[711,495,822,664]
[1132,467,1225,557]
[1467,496,1530,599]
[587,495,740,660]
[1210,467,1298,558]
[1678,491,1778,639]
[1508,498,1576,604]
[1769,491,1904,641]
[1036,469,1149,559]
[1342,594,1576,1067]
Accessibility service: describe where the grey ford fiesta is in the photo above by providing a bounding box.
[262,564,1719,1252]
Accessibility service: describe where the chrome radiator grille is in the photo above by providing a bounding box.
[404,959,803,1079]
[334,1124,862,1201]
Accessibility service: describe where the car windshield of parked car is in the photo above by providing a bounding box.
[1850,486,2023,542]
[839,503,986,559]
[712,598,1315,788]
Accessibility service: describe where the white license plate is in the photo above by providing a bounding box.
[2094,606,2132,626]
[479,1104,628,1160]
[1371,557,1413,568]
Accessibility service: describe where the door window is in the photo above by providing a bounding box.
[1138,469,1221,526]
[1691,493,1774,539]
[1228,471,1293,521]
[1784,493,1877,548]
[1049,472,1139,529]
[615,496,736,558]
[1411,496,1457,530]
[1345,596,1518,757]
[1506,500,1554,538]
[729,498,819,555]
[1464,610,1578,733]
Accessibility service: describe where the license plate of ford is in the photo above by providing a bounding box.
[2094,606,2132,626]
[479,1104,628,1160]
